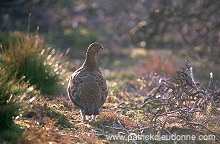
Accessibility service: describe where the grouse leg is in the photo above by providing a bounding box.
[80,109,86,122]
[91,115,97,121]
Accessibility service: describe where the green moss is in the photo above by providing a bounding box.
[120,72,135,80]
[106,75,117,81]
[89,121,100,127]
[47,107,72,128]
[106,72,135,81]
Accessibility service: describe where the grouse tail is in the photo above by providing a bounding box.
[84,104,99,115]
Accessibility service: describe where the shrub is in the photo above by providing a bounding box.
[0,32,68,95]
[0,68,28,141]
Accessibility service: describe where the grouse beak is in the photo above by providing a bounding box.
[100,46,104,50]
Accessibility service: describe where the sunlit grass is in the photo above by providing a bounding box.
[0,32,69,95]
[0,68,29,141]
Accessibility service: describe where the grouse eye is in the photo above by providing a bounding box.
[96,45,101,49]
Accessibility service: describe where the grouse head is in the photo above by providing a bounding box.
[87,42,104,57]
[84,42,104,69]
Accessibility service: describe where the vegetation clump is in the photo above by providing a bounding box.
[0,68,28,141]
[0,31,69,142]
[0,32,68,95]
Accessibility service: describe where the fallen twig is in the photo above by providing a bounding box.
[117,120,138,144]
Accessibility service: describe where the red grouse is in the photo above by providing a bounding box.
[67,42,108,121]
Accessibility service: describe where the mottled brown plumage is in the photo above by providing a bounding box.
[67,42,108,121]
